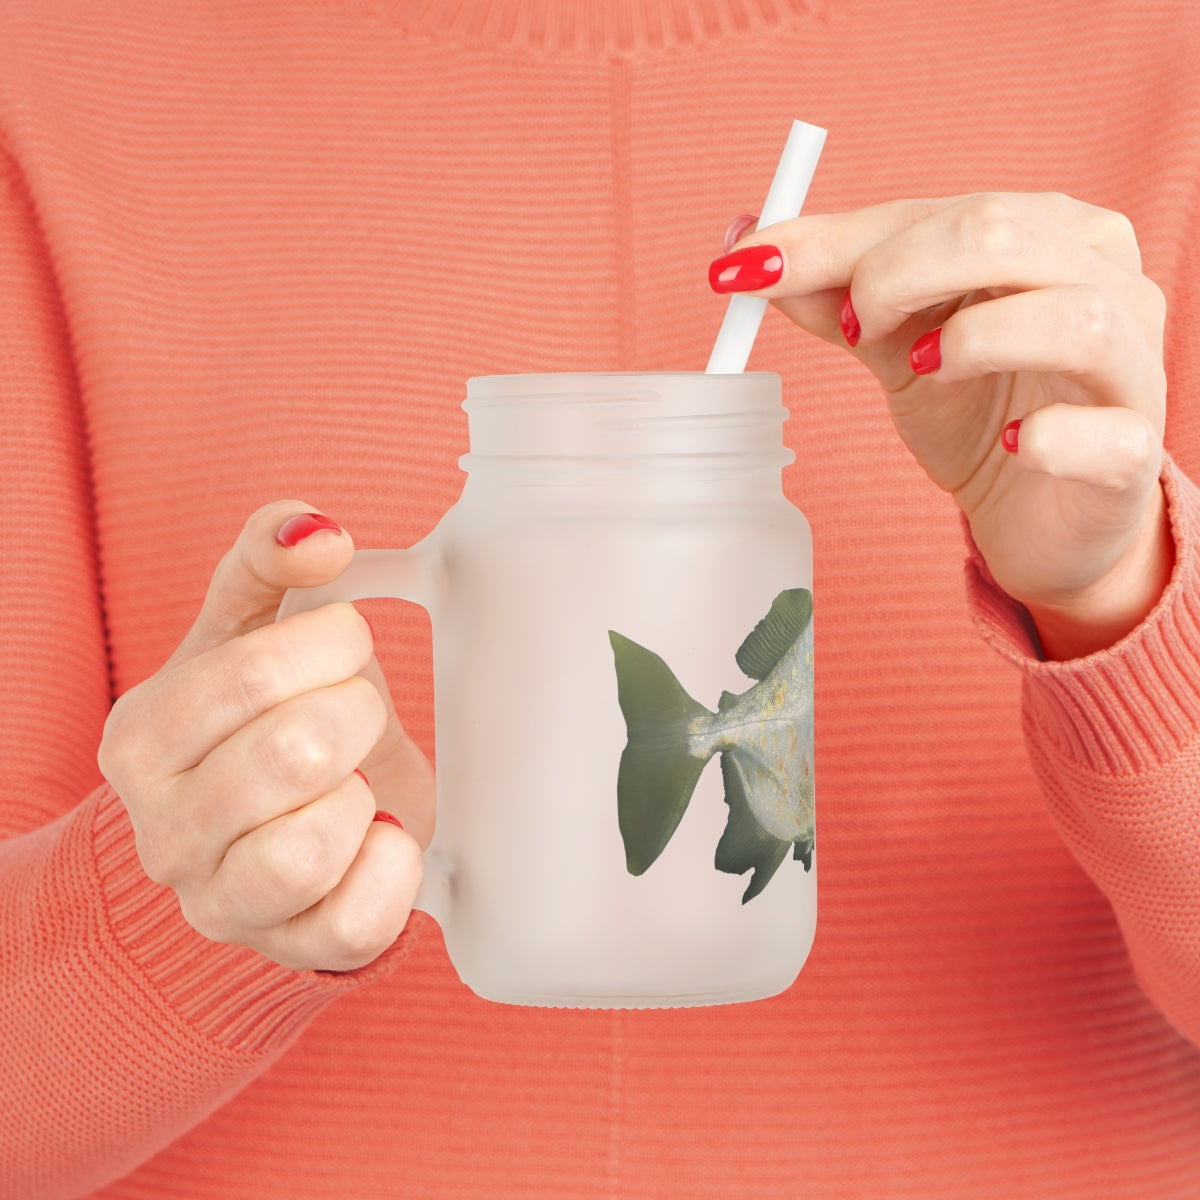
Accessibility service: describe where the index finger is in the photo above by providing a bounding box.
[131,601,374,777]
[730,191,1143,299]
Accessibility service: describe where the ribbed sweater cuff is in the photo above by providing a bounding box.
[91,784,418,1058]
[965,455,1200,775]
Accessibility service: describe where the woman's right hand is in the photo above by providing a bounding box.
[98,501,433,972]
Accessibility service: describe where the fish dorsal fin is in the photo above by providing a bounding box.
[734,588,813,681]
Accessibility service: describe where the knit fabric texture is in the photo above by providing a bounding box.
[1,1,1199,1196]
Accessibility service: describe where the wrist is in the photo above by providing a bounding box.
[1021,483,1174,660]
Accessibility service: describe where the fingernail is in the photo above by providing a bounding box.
[708,244,784,293]
[722,213,759,254]
[354,768,370,787]
[839,290,861,347]
[910,327,942,375]
[1002,419,1022,453]
[276,512,343,548]
[372,810,404,830]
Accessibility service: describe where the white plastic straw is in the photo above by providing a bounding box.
[705,120,827,374]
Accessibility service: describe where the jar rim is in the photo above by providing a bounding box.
[464,371,782,410]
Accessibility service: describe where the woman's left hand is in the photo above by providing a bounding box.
[711,192,1172,659]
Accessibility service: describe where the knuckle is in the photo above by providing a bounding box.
[346,673,388,733]
[1141,276,1168,324]
[1031,190,1077,226]
[1062,286,1118,348]
[95,726,125,786]
[97,688,149,782]
[848,257,897,323]
[1086,414,1160,492]
[232,644,288,716]
[261,710,338,789]
[1081,203,1143,272]
[258,814,341,900]
[789,223,840,280]
[1099,207,1138,252]
[328,605,376,674]
[962,194,1030,262]
[134,825,186,887]
[1116,414,1160,474]
[325,903,394,968]
[1093,458,1144,494]
[948,315,990,371]
[177,889,240,947]
[904,195,946,227]
[1039,189,1072,209]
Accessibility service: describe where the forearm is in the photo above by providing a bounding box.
[1,782,413,1198]
[0,142,415,1195]
[967,457,1200,1044]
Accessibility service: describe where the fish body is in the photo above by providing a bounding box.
[609,588,814,902]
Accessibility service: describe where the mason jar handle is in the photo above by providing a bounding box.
[275,543,452,929]
[276,546,434,616]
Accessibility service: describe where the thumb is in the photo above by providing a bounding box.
[167,500,356,669]
[167,499,437,847]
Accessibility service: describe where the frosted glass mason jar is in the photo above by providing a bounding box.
[279,372,815,1008]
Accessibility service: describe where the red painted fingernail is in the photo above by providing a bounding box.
[372,810,404,830]
[839,290,860,347]
[910,327,942,375]
[1002,419,1022,453]
[354,768,370,787]
[708,244,784,293]
[722,213,759,253]
[275,512,343,548]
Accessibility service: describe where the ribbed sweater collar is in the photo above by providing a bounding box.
[369,0,825,51]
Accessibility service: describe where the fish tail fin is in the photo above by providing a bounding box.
[609,630,713,876]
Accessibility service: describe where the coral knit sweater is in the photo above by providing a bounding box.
[2,1,1200,1197]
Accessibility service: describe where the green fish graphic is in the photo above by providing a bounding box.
[608,588,814,903]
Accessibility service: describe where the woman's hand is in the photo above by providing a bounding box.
[98,501,434,972]
[711,193,1172,659]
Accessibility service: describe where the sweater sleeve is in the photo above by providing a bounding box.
[966,457,1200,1047]
[0,151,416,1198]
